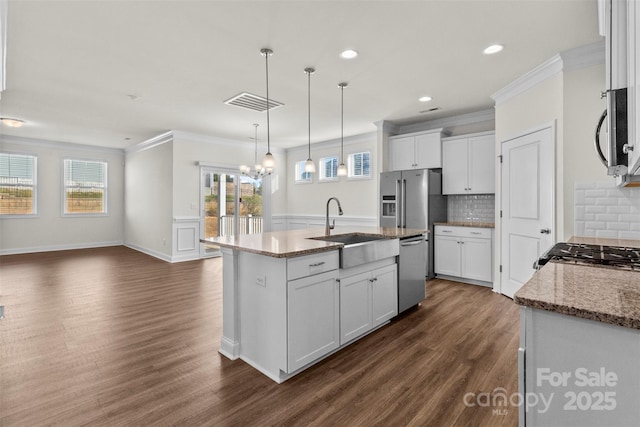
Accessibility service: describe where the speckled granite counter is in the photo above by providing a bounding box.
[200,226,427,258]
[514,237,640,329]
[433,221,495,228]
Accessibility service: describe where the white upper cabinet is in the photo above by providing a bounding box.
[388,128,444,171]
[442,132,495,195]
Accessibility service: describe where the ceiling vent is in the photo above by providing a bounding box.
[419,107,440,114]
[223,92,284,112]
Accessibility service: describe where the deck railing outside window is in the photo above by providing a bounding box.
[219,215,263,237]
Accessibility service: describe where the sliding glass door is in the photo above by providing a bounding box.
[200,167,263,257]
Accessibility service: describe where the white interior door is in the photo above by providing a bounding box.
[500,126,555,298]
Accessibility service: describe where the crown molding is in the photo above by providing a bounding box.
[492,41,605,106]
[0,134,124,154]
[285,131,376,154]
[125,130,173,153]
[396,109,495,135]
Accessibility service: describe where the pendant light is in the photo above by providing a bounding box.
[260,48,275,173]
[337,82,348,177]
[303,67,316,173]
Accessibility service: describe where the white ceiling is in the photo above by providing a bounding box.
[1,0,602,150]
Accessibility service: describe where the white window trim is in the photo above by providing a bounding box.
[294,160,313,184]
[0,151,38,218]
[318,156,339,183]
[347,151,373,180]
[62,157,109,217]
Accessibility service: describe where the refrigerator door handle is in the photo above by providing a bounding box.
[396,179,402,228]
[402,179,407,228]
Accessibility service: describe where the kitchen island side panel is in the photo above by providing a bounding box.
[521,307,640,426]
[238,251,288,380]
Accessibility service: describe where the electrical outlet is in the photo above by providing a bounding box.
[256,275,266,287]
[162,238,166,246]
[190,202,197,210]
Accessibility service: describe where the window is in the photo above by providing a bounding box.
[0,153,37,216]
[348,151,371,178]
[294,160,313,183]
[319,156,338,182]
[64,158,108,215]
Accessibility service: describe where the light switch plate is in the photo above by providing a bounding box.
[256,275,266,287]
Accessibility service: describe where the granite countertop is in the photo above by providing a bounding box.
[514,236,640,329]
[200,226,427,258]
[433,221,495,229]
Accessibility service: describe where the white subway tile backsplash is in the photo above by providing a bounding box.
[606,205,630,214]
[575,181,640,240]
[447,194,495,223]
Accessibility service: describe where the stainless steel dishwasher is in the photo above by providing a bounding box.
[398,234,427,313]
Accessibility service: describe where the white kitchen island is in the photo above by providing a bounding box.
[202,226,426,383]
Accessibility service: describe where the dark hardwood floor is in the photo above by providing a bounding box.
[0,246,519,426]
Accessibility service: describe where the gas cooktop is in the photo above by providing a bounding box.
[536,242,640,271]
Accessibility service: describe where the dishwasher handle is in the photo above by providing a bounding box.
[400,239,423,247]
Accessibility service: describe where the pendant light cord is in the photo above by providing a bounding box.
[340,84,344,163]
[265,52,271,154]
[307,69,311,159]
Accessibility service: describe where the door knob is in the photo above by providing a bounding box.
[540,228,551,234]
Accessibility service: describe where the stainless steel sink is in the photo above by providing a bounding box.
[309,233,399,268]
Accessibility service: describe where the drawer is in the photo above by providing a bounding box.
[287,251,339,281]
[434,226,492,239]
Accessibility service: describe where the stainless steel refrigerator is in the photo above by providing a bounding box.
[380,169,447,312]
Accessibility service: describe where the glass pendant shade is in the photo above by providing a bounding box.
[263,152,275,169]
[304,158,316,173]
[337,163,348,176]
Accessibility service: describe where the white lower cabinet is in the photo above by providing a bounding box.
[339,263,397,345]
[434,226,493,285]
[287,270,340,373]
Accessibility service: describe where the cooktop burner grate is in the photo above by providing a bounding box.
[537,243,640,271]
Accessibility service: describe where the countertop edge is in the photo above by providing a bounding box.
[514,294,640,330]
[433,221,495,229]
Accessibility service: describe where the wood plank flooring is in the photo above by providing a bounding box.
[0,246,520,426]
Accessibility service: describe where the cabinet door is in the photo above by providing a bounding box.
[467,134,495,194]
[371,264,398,328]
[415,133,442,169]
[287,270,339,373]
[442,138,469,195]
[389,136,416,171]
[460,237,493,282]
[339,271,371,345]
[434,235,461,276]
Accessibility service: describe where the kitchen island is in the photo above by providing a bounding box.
[514,237,640,426]
[202,226,426,383]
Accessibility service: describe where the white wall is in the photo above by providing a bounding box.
[0,136,124,254]
[285,133,377,222]
[124,139,173,259]
[562,63,609,238]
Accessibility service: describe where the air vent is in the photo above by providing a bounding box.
[419,107,440,114]
[223,92,284,112]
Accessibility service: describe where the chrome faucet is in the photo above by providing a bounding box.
[325,197,344,235]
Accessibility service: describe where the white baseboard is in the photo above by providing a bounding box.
[124,243,173,262]
[0,240,123,256]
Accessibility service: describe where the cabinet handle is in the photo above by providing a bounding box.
[470,231,481,235]
[309,261,326,267]
[442,230,453,233]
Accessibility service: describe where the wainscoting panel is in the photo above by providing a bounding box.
[172,216,200,262]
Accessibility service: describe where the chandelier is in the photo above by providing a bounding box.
[240,123,267,179]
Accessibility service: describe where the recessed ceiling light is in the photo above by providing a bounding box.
[340,49,358,59]
[483,44,504,55]
[419,96,432,103]
[0,118,25,127]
